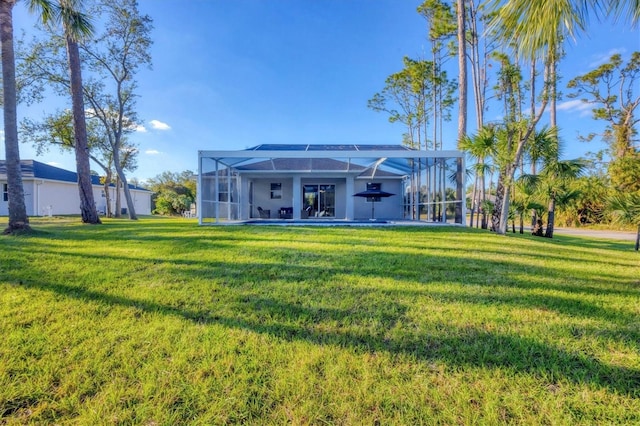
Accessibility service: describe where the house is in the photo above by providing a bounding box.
[0,160,152,216]
[197,144,466,224]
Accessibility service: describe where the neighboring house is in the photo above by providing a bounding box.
[0,160,152,216]
[198,144,466,224]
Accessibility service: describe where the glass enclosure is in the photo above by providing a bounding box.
[198,146,465,224]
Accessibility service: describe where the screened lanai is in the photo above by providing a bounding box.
[198,144,465,225]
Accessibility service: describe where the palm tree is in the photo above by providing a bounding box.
[526,126,558,225]
[608,193,640,251]
[1,0,31,234]
[513,176,545,234]
[522,158,586,238]
[459,125,497,228]
[533,127,585,238]
[488,0,639,236]
[489,0,638,60]
[34,0,100,224]
[541,160,585,237]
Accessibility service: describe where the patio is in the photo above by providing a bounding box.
[198,144,466,225]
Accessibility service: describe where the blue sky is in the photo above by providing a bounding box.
[6,0,640,181]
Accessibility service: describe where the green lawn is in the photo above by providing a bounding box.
[1,217,638,424]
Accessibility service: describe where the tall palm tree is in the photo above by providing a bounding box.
[34,0,100,224]
[1,0,31,234]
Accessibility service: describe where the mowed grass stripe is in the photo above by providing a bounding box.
[0,217,638,424]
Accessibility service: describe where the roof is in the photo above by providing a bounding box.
[200,144,463,177]
[235,158,367,172]
[231,157,405,177]
[0,160,150,191]
[248,144,412,152]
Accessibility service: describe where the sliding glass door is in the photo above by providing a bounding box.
[303,184,335,218]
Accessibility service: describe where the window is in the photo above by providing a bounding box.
[270,183,282,199]
[2,184,7,202]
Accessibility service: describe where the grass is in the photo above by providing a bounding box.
[1,217,638,424]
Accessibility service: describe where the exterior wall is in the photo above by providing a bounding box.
[251,178,293,218]
[35,180,82,215]
[130,188,152,215]
[243,175,404,220]
[99,186,152,216]
[353,179,404,220]
[0,178,151,217]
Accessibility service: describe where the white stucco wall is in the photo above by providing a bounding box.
[353,179,403,220]
[243,175,404,220]
[0,178,151,217]
[251,178,293,218]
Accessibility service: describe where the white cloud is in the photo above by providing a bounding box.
[135,125,147,133]
[557,99,592,117]
[588,48,626,68]
[145,149,162,155]
[150,120,171,131]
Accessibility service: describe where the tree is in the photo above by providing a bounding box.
[80,0,153,220]
[18,0,152,220]
[146,171,196,216]
[486,0,640,236]
[540,159,585,238]
[567,52,640,194]
[489,53,550,235]
[20,108,138,217]
[511,177,545,234]
[1,0,31,234]
[489,0,639,59]
[456,0,467,143]
[369,57,434,220]
[608,193,640,251]
[39,0,100,223]
[459,125,496,228]
[368,57,434,151]
[369,55,455,220]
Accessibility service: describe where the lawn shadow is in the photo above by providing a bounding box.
[4,221,639,400]
[15,277,640,399]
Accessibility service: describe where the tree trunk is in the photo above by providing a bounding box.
[66,34,100,224]
[115,175,121,217]
[544,55,558,240]
[112,150,138,220]
[102,179,111,217]
[455,0,467,224]
[545,197,556,238]
[635,224,639,251]
[519,213,524,234]
[491,172,506,232]
[1,0,30,234]
[498,180,512,235]
[469,171,478,228]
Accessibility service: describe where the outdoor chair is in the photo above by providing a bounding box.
[257,206,270,219]
[279,207,293,219]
